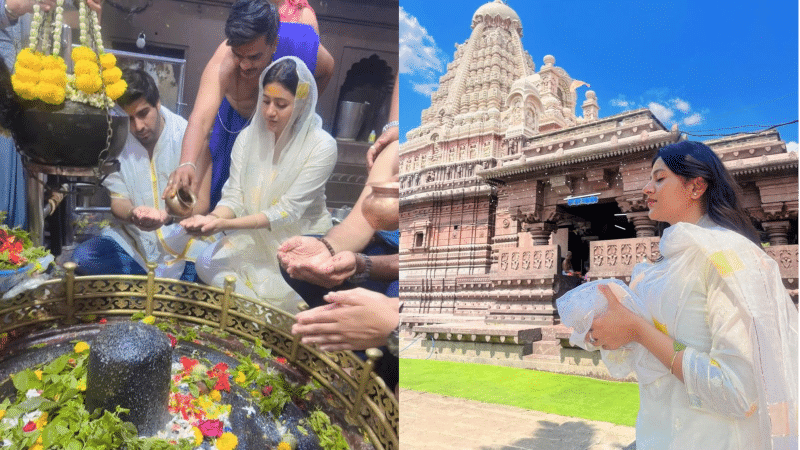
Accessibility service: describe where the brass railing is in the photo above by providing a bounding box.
[0,262,398,450]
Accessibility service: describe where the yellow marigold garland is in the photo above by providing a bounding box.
[12,3,127,107]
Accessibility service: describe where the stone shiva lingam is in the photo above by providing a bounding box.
[84,321,172,436]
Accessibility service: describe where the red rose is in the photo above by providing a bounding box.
[23,421,36,432]
[213,375,230,392]
[275,357,287,364]
[213,362,229,373]
[262,385,273,396]
[197,419,223,438]
[180,356,198,372]
[99,318,107,324]
[168,334,177,348]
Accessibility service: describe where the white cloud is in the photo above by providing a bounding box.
[610,98,629,108]
[648,102,674,124]
[683,113,703,126]
[786,141,798,153]
[399,7,445,77]
[412,83,439,96]
[672,98,691,113]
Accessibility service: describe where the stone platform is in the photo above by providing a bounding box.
[400,322,637,381]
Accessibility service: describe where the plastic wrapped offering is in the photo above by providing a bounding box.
[556,279,668,381]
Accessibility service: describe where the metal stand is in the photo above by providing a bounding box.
[23,161,99,249]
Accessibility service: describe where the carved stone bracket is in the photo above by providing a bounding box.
[616,194,648,214]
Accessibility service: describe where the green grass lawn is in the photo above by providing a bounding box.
[400,358,640,427]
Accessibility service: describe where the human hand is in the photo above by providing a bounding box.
[291,288,399,352]
[130,206,169,231]
[162,164,196,200]
[180,214,224,236]
[585,283,645,350]
[85,0,101,13]
[277,235,330,271]
[288,251,357,289]
[7,0,56,16]
[366,126,399,172]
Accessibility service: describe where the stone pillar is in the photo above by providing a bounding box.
[528,223,556,245]
[762,221,790,245]
[628,211,658,237]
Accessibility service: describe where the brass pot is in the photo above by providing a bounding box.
[362,181,399,231]
[164,186,196,219]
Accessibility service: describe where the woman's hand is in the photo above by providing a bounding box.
[180,214,225,236]
[586,284,646,350]
[7,0,56,16]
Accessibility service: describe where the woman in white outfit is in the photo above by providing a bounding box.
[586,141,797,450]
[182,56,335,313]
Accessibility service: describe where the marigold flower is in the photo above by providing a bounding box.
[39,69,66,88]
[13,66,39,84]
[71,46,96,62]
[34,412,47,429]
[74,60,99,76]
[12,78,36,100]
[106,80,127,100]
[216,432,238,450]
[41,55,66,71]
[34,370,42,380]
[99,52,117,69]
[277,443,292,450]
[102,66,121,84]
[16,49,42,71]
[37,83,66,105]
[235,371,246,384]
[142,315,156,325]
[192,426,203,446]
[75,74,102,93]
[0,410,5,420]
[210,389,222,402]
[77,379,86,391]
[74,341,90,353]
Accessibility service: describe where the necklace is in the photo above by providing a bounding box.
[216,109,251,134]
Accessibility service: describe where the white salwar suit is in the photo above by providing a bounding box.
[558,216,797,450]
[102,105,207,278]
[195,56,336,314]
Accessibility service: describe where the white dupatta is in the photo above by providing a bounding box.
[198,56,336,312]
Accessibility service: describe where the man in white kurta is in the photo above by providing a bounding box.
[72,69,207,280]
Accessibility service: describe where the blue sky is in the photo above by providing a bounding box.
[399,0,798,151]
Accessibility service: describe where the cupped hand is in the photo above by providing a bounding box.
[130,206,169,231]
[289,250,357,289]
[291,288,399,352]
[586,283,645,350]
[180,214,224,236]
[277,235,330,270]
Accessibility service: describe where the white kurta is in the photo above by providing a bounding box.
[195,56,336,314]
[558,216,797,450]
[102,105,207,279]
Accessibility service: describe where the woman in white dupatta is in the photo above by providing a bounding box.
[584,141,797,450]
[182,56,335,313]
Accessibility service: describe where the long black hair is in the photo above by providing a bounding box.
[262,58,299,95]
[654,140,761,245]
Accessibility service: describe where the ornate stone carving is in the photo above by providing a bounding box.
[522,251,530,269]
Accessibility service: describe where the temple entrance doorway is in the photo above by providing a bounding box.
[562,200,636,274]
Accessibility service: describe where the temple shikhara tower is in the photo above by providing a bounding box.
[399,0,798,367]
